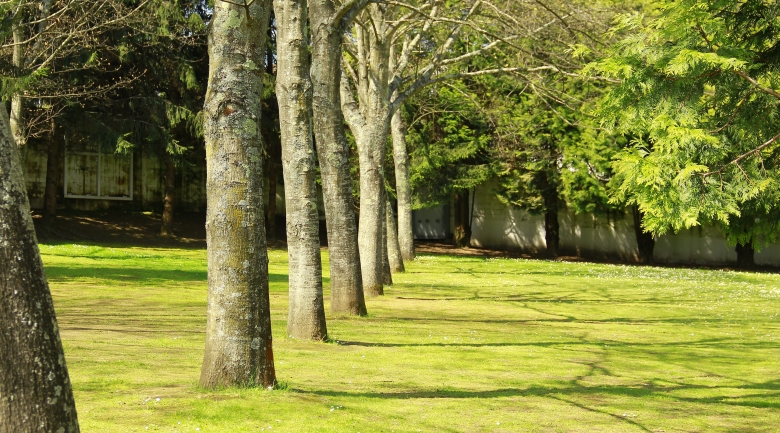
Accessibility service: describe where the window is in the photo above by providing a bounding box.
[64,140,133,201]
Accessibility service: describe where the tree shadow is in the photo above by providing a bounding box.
[44,265,288,284]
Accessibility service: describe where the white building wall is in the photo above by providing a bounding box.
[469,179,780,267]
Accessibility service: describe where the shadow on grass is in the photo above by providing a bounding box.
[305,380,780,405]
[44,265,288,284]
[302,376,780,433]
[335,336,776,350]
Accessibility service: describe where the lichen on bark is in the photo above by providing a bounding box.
[199,0,276,389]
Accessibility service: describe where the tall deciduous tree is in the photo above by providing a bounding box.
[0,104,80,431]
[199,0,276,388]
[274,0,328,339]
[308,0,370,315]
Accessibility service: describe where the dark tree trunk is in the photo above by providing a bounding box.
[544,206,559,258]
[453,190,471,248]
[309,0,366,314]
[736,242,755,268]
[160,153,175,237]
[199,0,276,389]
[0,106,80,432]
[42,124,62,228]
[267,165,277,240]
[632,205,655,264]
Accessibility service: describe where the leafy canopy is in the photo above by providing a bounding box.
[590,0,780,237]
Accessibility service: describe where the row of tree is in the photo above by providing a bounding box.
[3,0,779,430]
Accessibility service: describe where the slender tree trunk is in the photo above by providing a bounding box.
[10,27,25,147]
[340,8,392,297]
[381,192,393,286]
[391,101,415,260]
[160,153,175,237]
[355,125,389,295]
[309,0,366,315]
[199,0,276,388]
[736,242,754,268]
[274,0,328,339]
[544,206,559,258]
[42,124,62,228]
[631,205,655,264]
[453,191,471,248]
[386,199,405,273]
[0,105,80,432]
[266,165,277,240]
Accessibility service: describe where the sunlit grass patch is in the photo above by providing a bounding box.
[41,244,780,432]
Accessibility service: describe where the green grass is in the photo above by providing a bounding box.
[40,243,780,432]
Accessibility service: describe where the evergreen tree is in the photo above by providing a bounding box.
[591,0,780,243]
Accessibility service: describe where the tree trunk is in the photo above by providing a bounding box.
[160,153,175,237]
[386,199,405,273]
[42,124,62,228]
[544,206,559,258]
[309,0,366,315]
[10,27,25,147]
[391,101,415,260]
[357,144,388,295]
[274,0,328,340]
[199,0,276,389]
[453,190,471,248]
[381,193,393,286]
[736,242,754,268]
[266,165,277,240]
[0,105,80,432]
[631,205,655,264]
[340,8,393,297]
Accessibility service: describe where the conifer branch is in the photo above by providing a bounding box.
[700,132,780,177]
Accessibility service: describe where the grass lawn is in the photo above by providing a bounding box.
[40,243,780,433]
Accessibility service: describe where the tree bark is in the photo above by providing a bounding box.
[453,190,471,248]
[274,0,328,340]
[42,124,62,228]
[386,199,405,273]
[309,0,366,315]
[391,106,415,260]
[199,0,276,389]
[381,193,393,286]
[735,242,754,268]
[10,27,25,147]
[160,153,175,237]
[340,7,392,297]
[631,205,655,264]
[0,105,80,432]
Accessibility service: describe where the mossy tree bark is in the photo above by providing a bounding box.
[199,0,276,388]
[274,0,328,339]
[0,105,80,432]
[309,0,368,315]
[10,26,26,147]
